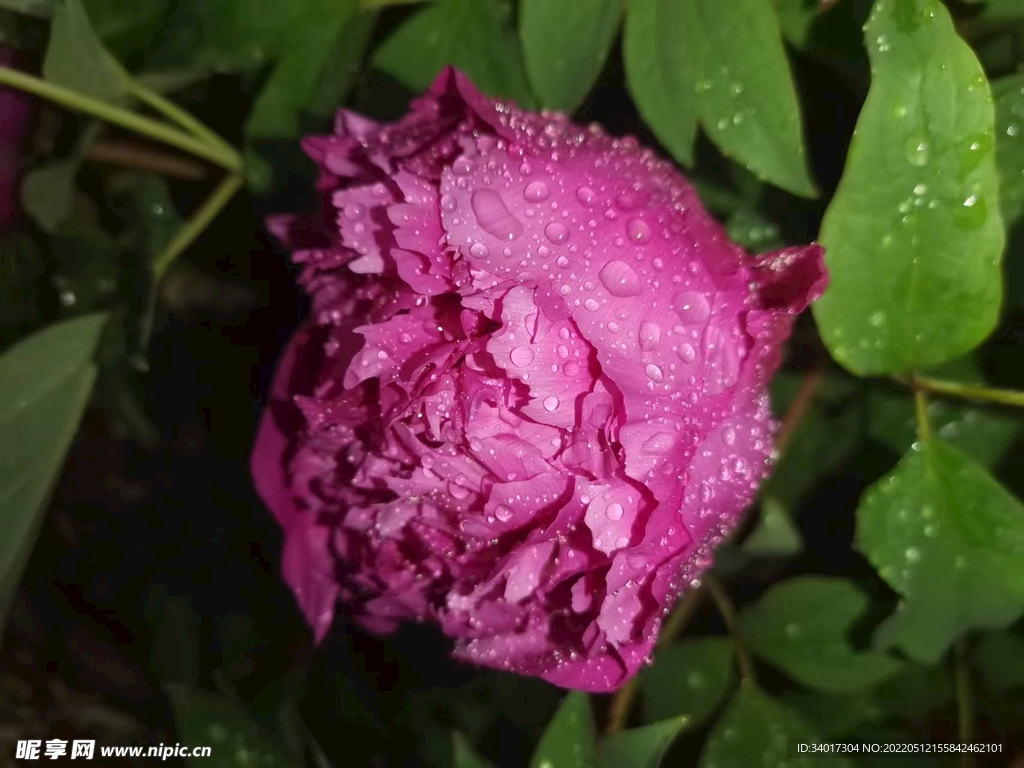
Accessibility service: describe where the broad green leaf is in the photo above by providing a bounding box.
[874,663,952,721]
[83,0,170,59]
[698,684,856,768]
[530,691,596,768]
[305,9,378,120]
[0,312,108,646]
[0,0,53,17]
[974,629,1024,691]
[638,638,734,727]
[43,0,126,101]
[993,73,1024,227]
[622,0,698,166]
[742,497,803,557]
[165,684,290,768]
[520,0,620,113]
[866,388,1022,468]
[772,0,818,49]
[656,0,815,196]
[740,576,904,692]
[21,159,81,233]
[372,0,533,106]
[812,0,1004,376]
[857,439,1024,664]
[246,1,371,138]
[781,689,885,736]
[453,733,496,768]
[597,717,687,768]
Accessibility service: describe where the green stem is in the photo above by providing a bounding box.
[705,573,756,683]
[123,78,237,159]
[904,373,1024,409]
[913,385,932,444]
[0,66,241,172]
[152,173,244,279]
[954,639,975,768]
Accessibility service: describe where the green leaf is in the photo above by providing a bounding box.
[638,638,735,728]
[974,629,1024,691]
[0,313,108,646]
[21,159,80,233]
[43,0,127,102]
[874,663,952,721]
[519,0,620,113]
[812,0,1004,376]
[653,0,815,195]
[771,0,818,49]
[371,0,533,106]
[622,0,698,167]
[305,9,378,120]
[698,684,856,768]
[866,388,1022,468]
[993,73,1024,227]
[246,1,369,138]
[740,576,904,692]
[597,717,687,768]
[83,0,170,59]
[530,691,596,768]
[453,732,496,768]
[0,0,53,17]
[742,497,803,557]
[781,689,885,736]
[857,439,1024,664]
[165,684,290,768]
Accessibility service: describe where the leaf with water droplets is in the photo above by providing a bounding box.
[647,0,816,196]
[621,0,698,166]
[812,0,1004,376]
[372,0,533,106]
[520,0,619,113]
[0,313,108,646]
[992,72,1024,226]
[740,576,904,692]
[698,684,856,768]
[597,717,687,768]
[530,691,596,768]
[638,637,735,728]
[742,497,803,558]
[165,683,290,767]
[973,629,1024,692]
[857,439,1024,664]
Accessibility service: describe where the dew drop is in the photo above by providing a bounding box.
[343,203,365,220]
[904,133,929,166]
[556,255,570,268]
[645,363,664,382]
[469,242,489,258]
[543,396,560,411]
[639,322,662,351]
[509,346,536,367]
[452,156,475,176]
[674,291,710,324]
[524,180,550,202]
[676,343,696,363]
[576,186,595,205]
[584,298,600,311]
[545,222,569,244]
[440,194,457,212]
[495,504,513,522]
[606,503,624,521]
[598,260,643,297]
[626,218,652,244]
[722,426,736,445]
[471,189,523,241]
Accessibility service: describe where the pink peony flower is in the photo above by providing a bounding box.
[253,68,826,692]
[0,46,32,229]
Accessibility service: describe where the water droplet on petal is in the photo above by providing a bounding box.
[509,346,535,367]
[556,255,570,268]
[524,180,550,202]
[543,396,560,411]
[674,291,710,324]
[472,189,524,240]
[626,218,652,244]
[584,298,600,311]
[343,203,365,220]
[598,260,643,297]
[440,194,457,212]
[576,186,595,205]
[606,503,624,521]
[469,242,489,258]
[545,222,569,243]
[645,363,664,382]
[676,343,696,363]
[639,322,661,351]
[495,504,513,522]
